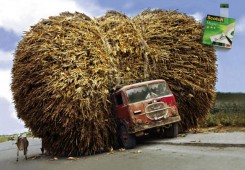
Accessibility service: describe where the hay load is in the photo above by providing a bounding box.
[133,10,217,130]
[12,10,217,155]
[96,11,150,87]
[12,12,116,156]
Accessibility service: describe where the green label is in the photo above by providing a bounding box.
[220,3,229,8]
[202,15,236,49]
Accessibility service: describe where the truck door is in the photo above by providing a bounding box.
[114,92,130,122]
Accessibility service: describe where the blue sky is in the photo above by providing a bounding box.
[0,0,245,134]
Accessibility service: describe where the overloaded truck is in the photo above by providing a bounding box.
[112,79,181,149]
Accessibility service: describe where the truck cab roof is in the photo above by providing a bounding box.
[114,79,166,94]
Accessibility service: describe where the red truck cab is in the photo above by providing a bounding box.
[112,79,181,148]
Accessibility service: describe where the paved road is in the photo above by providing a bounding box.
[0,132,245,170]
[144,132,245,147]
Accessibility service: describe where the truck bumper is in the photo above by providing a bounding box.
[129,115,181,134]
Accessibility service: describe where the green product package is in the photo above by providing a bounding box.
[202,15,236,48]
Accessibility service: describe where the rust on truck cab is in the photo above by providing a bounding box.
[112,79,181,149]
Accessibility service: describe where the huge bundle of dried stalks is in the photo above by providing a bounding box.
[12,12,116,156]
[133,10,217,130]
[96,11,150,87]
[12,10,217,155]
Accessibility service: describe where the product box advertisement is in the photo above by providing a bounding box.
[202,15,236,48]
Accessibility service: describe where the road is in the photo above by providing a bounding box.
[0,133,245,170]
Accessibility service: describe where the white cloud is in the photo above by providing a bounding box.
[0,66,26,130]
[0,69,12,102]
[190,12,205,22]
[0,50,13,61]
[0,51,13,96]
[0,69,19,120]
[0,96,27,135]
[236,17,245,34]
[0,0,106,35]
[0,57,27,133]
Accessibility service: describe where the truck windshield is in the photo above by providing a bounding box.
[126,82,172,103]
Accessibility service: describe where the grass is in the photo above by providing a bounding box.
[200,92,245,128]
[212,92,245,114]
[201,112,245,127]
[0,136,13,143]
[0,131,33,144]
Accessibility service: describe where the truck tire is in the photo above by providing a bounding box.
[164,122,178,138]
[119,125,136,149]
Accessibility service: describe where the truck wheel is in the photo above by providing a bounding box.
[164,122,178,138]
[119,125,136,149]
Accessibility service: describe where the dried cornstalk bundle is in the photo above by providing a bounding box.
[96,11,150,88]
[133,9,217,130]
[12,9,217,156]
[12,12,116,156]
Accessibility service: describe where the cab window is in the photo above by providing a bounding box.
[115,93,124,106]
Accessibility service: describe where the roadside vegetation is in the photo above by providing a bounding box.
[0,136,12,143]
[200,92,245,127]
[202,112,245,127]
[0,131,33,144]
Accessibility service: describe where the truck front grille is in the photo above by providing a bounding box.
[145,102,170,120]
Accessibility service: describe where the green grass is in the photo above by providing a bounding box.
[0,136,12,143]
[215,92,245,102]
[200,92,245,127]
[212,92,245,114]
[26,131,33,138]
[201,112,245,127]
[0,131,33,144]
